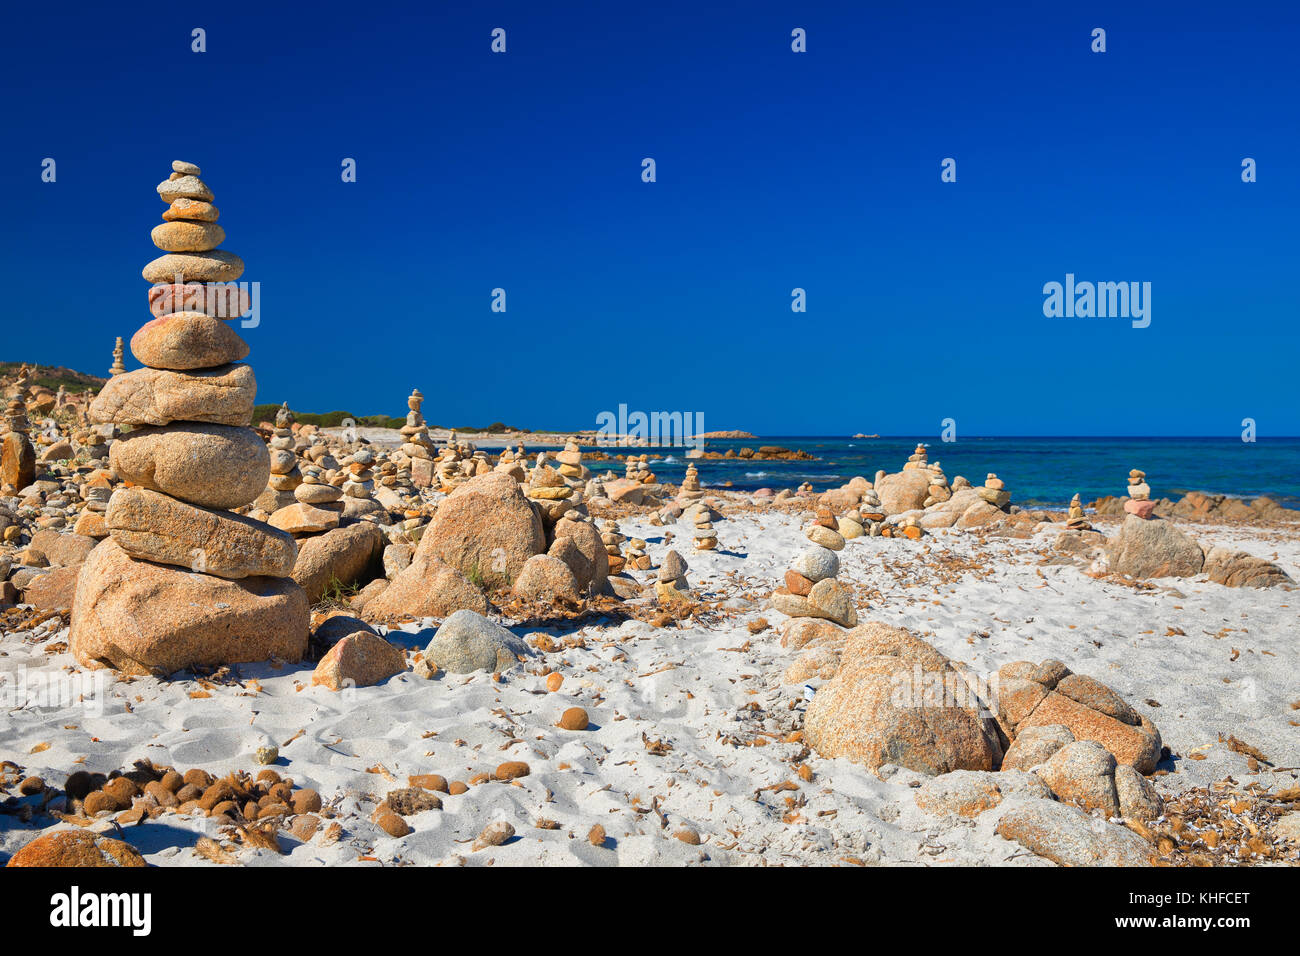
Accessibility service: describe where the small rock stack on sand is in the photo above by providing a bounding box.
[770,542,857,628]
[1066,493,1092,530]
[654,549,692,604]
[692,505,719,551]
[600,519,625,573]
[857,487,885,536]
[676,463,704,504]
[70,160,309,676]
[1124,469,1154,518]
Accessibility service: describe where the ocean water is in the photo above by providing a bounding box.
[574,437,1300,508]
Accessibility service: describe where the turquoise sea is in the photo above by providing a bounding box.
[579,437,1300,509]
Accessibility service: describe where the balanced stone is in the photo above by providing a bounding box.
[156,174,214,203]
[151,220,226,253]
[130,313,249,370]
[1066,493,1092,530]
[107,487,298,579]
[89,363,256,427]
[162,198,218,222]
[109,423,269,509]
[142,250,244,284]
[148,282,249,319]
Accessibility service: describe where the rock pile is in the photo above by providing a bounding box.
[600,519,625,574]
[977,473,1010,509]
[1065,493,1091,531]
[692,505,718,550]
[1,395,35,496]
[857,487,885,536]
[654,549,691,604]
[995,658,1162,773]
[677,463,704,503]
[555,437,588,486]
[1124,468,1154,518]
[70,160,308,675]
[770,537,857,628]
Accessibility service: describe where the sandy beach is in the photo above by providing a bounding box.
[3,468,1297,866]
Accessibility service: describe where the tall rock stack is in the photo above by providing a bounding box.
[1066,493,1092,530]
[555,437,588,486]
[676,463,704,504]
[1124,469,1155,519]
[902,443,928,471]
[0,396,36,495]
[70,161,309,676]
[109,338,127,376]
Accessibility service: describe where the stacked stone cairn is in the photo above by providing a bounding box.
[922,459,951,506]
[70,160,308,675]
[1,392,36,496]
[677,463,704,504]
[977,473,1011,509]
[601,519,626,574]
[526,453,575,524]
[693,505,719,550]
[1066,493,1092,530]
[109,338,127,377]
[1125,469,1154,518]
[624,536,651,571]
[902,443,928,470]
[555,437,588,486]
[797,481,813,495]
[494,444,528,483]
[770,540,856,628]
[654,549,691,604]
[857,487,886,536]
[806,505,846,552]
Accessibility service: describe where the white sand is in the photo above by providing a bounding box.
[2,508,1297,866]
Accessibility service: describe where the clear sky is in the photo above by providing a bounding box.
[2,0,1296,437]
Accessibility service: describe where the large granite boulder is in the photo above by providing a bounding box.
[1105,514,1204,579]
[803,622,1003,775]
[874,470,931,515]
[995,660,1162,774]
[290,521,384,604]
[361,550,488,621]
[419,471,544,589]
[69,539,308,676]
[1202,546,1294,588]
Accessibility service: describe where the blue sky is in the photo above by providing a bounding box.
[2,1,1296,436]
